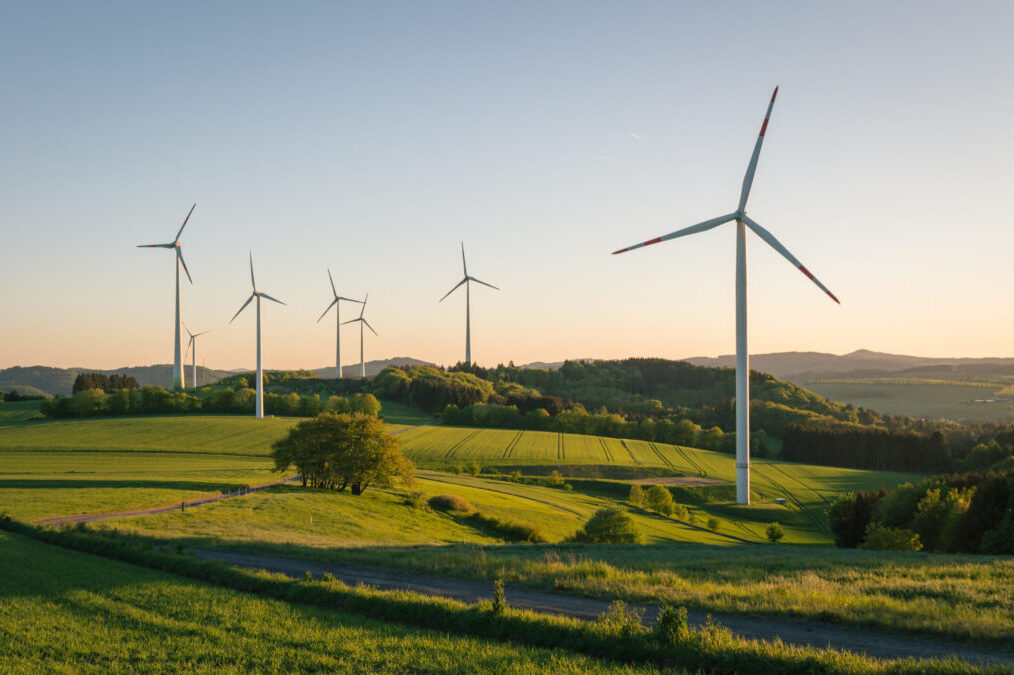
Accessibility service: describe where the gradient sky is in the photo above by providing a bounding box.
[1,1,1012,370]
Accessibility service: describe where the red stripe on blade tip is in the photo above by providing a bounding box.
[760,119,769,136]
[771,86,779,102]
[798,265,815,280]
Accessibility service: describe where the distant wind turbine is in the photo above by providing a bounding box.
[137,203,196,390]
[183,324,210,388]
[439,243,499,365]
[611,87,840,505]
[316,268,363,379]
[230,253,285,418]
[341,293,377,379]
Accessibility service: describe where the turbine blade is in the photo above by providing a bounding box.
[742,215,840,304]
[461,242,468,276]
[195,330,211,337]
[440,278,467,302]
[317,297,339,322]
[137,243,175,248]
[363,319,378,336]
[327,268,337,297]
[259,292,286,306]
[337,296,364,303]
[249,252,256,291]
[359,292,368,318]
[177,248,193,284]
[184,338,193,360]
[468,276,500,291]
[229,295,255,323]
[340,317,360,326]
[174,203,196,243]
[611,213,737,255]
[738,86,778,212]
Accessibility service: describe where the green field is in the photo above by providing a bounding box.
[808,379,1014,422]
[0,530,646,673]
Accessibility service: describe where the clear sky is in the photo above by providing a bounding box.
[1,1,1012,370]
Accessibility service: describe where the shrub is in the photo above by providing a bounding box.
[492,578,506,616]
[646,485,676,516]
[467,512,549,543]
[706,517,719,532]
[571,508,645,544]
[406,491,428,510]
[628,484,645,508]
[653,605,690,647]
[597,600,644,638]
[547,470,565,487]
[467,462,482,477]
[858,522,923,551]
[765,522,785,543]
[428,494,474,513]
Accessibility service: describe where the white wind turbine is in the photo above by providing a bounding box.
[183,324,211,388]
[316,268,363,379]
[611,87,840,505]
[137,203,196,390]
[229,253,285,418]
[341,293,377,379]
[439,243,499,365]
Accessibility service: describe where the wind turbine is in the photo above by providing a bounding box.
[316,268,363,379]
[611,87,840,506]
[230,253,285,418]
[439,243,499,365]
[137,203,196,390]
[183,324,210,388]
[341,293,377,379]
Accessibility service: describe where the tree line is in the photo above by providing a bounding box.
[828,465,1014,554]
[71,373,139,393]
[0,389,45,402]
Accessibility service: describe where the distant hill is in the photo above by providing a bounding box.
[312,357,437,380]
[684,349,1014,383]
[0,365,235,396]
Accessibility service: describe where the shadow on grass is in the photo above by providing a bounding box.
[0,478,254,492]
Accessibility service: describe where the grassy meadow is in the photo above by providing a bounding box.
[0,530,650,674]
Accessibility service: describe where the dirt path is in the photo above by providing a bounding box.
[192,548,1014,667]
[32,475,301,527]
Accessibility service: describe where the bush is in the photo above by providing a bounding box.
[646,485,676,516]
[428,494,474,513]
[466,462,482,477]
[406,491,428,510]
[492,578,506,616]
[571,508,645,544]
[653,605,690,647]
[706,517,719,532]
[597,600,644,638]
[765,522,785,543]
[628,484,645,508]
[858,522,923,551]
[467,512,550,543]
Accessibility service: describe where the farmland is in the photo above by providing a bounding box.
[808,378,1014,422]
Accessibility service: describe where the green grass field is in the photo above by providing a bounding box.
[0,530,648,673]
[276,539,1014,647]
[808,379,1014,422]
[0,400,43,426]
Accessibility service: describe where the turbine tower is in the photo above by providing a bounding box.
[230,253,285,418]
[316,268,363,379]
[341,293,377,379]
[611,87,840,505]
[439,243,499,365]
[137,203,196,390]
[183,324,210,388]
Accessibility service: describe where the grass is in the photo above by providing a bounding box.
[241,539,1014,648]
[0,400,43,426]
[807,380,1014,422]
[379,399,437,426]
[0,530,649,674]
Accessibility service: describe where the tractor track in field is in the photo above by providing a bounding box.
[673,445,708,478]
[619,440,640,464]
[422,474,584,517]
[648,442,678,472]
[190,548,1014,668]
[556,433,564,460]
[597,437,614,463]
[502,431,524,460]
[443,430,482,459]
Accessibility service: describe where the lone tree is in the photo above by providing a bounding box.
[272,412,413,494]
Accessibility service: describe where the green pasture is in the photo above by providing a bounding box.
[0,400,43,426]
[808,380,1014,422]
[288,539,1014,647]
[0,531,645,674]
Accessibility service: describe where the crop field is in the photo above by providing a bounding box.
[0,531,644,674]
[397,426,920,534]
[807,379,1014,422]
[0,400,43,426]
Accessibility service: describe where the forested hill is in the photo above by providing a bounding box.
[0,365,234,396]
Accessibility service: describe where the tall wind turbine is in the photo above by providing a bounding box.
[137,203,196,390]
[611,87,840,505]
[183,324,210,388]
[439,243,499,365]
[341,293,377,379]
[316,268,363,379]
[230,253,285,418]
